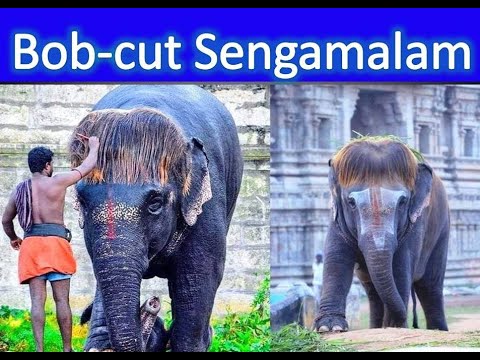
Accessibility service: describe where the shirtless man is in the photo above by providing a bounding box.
[2,136,99,352]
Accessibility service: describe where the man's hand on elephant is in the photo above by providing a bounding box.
[314,314,349,333]
[87,136,100,150]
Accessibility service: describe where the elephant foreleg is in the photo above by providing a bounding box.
[168,227,226,352]
[168,269,220,352]
[84,286,112,351]
[314,224,356,333]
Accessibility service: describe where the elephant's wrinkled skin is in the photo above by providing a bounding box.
[315,139,449,333]
[70,85,243,351]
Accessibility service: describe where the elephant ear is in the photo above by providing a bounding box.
[328,159,340,222]
[181,138,212,227]
[409,163,433,224]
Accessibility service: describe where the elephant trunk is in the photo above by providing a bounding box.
[95,253,146,351]
[360,233,406,326]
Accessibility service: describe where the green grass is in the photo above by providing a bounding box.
[447,331,480,348]
[0,304,87,352]
[271,325,355,352]
[0,275,270,352]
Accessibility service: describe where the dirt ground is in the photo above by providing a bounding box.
[445,295,480,331]
[323,295,480,352]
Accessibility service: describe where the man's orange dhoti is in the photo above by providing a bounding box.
[18,236,77,284]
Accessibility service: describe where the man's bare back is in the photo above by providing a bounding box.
[31,176,68,225]
[30,137,99,225]
[2,136,99,248]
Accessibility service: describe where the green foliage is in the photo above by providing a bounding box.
[209,274,270,352]
[0,306,87,352]
[342,132,425,162]
[271,324,354,352]
[0,274,271,352]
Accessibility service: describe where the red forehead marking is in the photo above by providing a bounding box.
[371,188,382,228]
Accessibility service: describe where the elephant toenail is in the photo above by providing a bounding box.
[318,326,330,333]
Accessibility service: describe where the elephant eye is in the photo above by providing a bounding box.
[399,196,407,206]
[347,197,357,209]
[148,197,164,214]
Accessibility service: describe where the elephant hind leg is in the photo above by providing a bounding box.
[361,281,384,328]
[414,230,449,331]
[414,281,448,331]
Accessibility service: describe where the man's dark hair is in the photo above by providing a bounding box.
[28,147,54,173]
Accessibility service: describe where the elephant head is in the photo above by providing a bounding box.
[69,108,212,351]
[329,139,433,323]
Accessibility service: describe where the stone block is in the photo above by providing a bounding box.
[239,171,269,197]
[225,248,270,271]
[211,88,269,127]
[232,196,270,223]
[0,128,74,146]
[264,132,271,146]
[241,225,270,247]
[0,103,29,126]
[219,271,268,294]
[213,88,267,109]
[237,131,259,147]
[0,171,18,195]
[242,146,270,162]
[242,161,257,171]
[232,107,270,127]
[0,85,35,103]
[33,105,90,128]
[36,84,117,105]
[226,224,243,246]
[226,225,270,248]
[243,160,270,173]
[256,161,270,171]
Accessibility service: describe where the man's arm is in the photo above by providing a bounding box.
[2,191,22,250]
[53,136,100,188]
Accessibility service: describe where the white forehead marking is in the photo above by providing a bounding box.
[350,187,405,250]
[92,203,141,224]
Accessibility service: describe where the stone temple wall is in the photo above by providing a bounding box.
[0,84,270,315]
[271,84,480,289]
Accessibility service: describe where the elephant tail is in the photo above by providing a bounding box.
[80,302,93,325]
[411,286,419,329]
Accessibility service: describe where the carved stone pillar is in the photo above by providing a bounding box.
[414,125,421,152]
[340,85,360,142]
[451,114,460,158]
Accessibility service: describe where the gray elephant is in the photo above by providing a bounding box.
[315,138,449,332]
[69,85,243,351]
